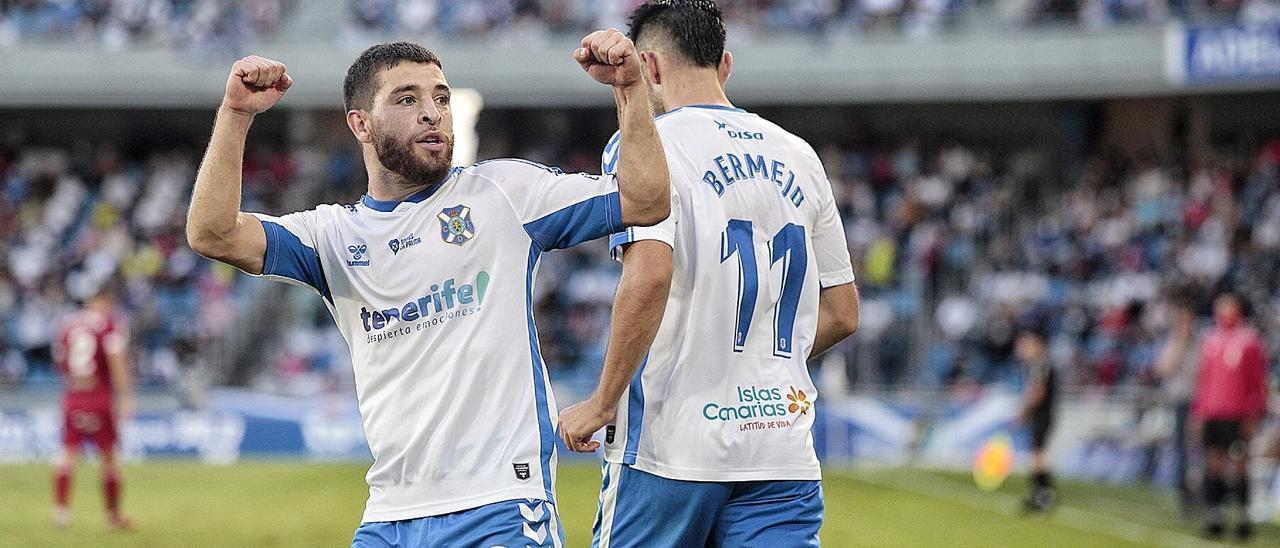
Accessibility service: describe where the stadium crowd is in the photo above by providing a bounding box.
[339,0,1280,43]
[5,0,1280,53]
[0,0,287,53]
[0,139,296,391]
[2,117,1278,399]
[841,135,1280,392]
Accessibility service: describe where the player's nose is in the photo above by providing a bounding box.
[419,105,441,126]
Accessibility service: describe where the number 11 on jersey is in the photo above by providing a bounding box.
[720,220,808,358]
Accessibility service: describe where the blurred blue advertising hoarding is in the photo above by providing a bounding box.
[1166,22,1280,85]
[0,388,1238,488]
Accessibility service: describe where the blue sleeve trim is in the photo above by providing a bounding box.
[261,221,332,303]
[523,192,624,251]
[608,229,635,252]
[601,132,622,175]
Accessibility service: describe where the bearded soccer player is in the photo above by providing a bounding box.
[52,282,134,531]
[558,2,860,546]
[186,35,668,547]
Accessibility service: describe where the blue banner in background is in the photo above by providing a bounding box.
[1169,24,1280,84]
[0,389,370,463]
[0,388,1212,489]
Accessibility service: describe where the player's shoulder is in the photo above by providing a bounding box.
[463,158,568,181]
[260,202,352,220]
[59,311,85,333]
[69,309,113,335]
[653,104,740,130]
[660,107,816,150]
[751,117,820,159]
[1241,325,1265,345]
[317,202,356,216]
[101,311,121,332]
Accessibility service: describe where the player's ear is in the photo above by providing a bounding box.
[347,109,374,144]
[719,51,733,84]
[642,50,662,86]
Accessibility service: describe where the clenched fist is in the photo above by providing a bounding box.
[575,29,642,88]
[223,55,293,116]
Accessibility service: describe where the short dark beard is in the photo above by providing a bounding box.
[373,128,453,188]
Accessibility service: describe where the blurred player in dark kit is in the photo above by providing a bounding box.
[1016,322,1057,513]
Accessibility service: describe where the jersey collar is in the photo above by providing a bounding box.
[656,104,747,120]
[360,167,462,212]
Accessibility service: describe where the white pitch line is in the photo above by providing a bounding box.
[836,469,1223,548]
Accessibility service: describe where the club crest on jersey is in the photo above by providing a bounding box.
[437,205,476,246]
[346,244,370,267]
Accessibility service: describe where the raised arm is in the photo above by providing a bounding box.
[559,240,673,452]
[576,29,670,227]
[186,56,293,273]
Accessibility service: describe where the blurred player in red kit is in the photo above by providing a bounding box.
[1192,292,1269,541]
[51,282,135,530]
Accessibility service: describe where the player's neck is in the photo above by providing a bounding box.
[365,162,432,202]
[367,181,430,202]
[661,74,732,113]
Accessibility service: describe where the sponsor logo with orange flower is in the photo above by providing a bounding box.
[786,386,811,415]
[701,385,814,424]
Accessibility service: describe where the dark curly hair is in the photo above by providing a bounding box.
[343,42,442,112]
[627,0,726,68]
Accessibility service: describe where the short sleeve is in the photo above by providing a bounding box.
[609,191,679,261]
[812,184,855,288]
[787,139,854,288]
[248,209,332,302]
[476,159,623,251]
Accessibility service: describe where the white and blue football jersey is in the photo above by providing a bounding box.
[249,159,623,523]
[601,106,854,482]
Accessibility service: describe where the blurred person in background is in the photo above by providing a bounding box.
[1016,320,1057,513]
[51,279,134,531]
[1192,292,1269,541]
[1155,294,1201,516]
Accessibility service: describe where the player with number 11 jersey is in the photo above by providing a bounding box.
[558,2,860,546]
[600,103,855,481]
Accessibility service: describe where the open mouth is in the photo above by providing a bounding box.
[416,132,447,153]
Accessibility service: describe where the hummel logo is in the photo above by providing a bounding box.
[716,120,728,130]
[346,244,370,267]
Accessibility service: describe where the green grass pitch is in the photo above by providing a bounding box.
[0,461,1274,546]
